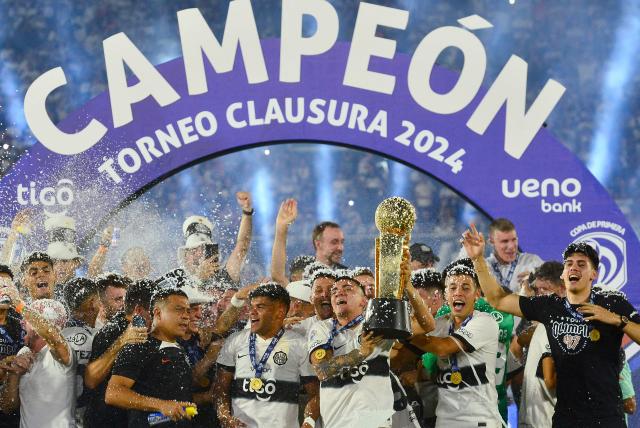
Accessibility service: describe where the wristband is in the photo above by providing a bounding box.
[230,295,246,308]
[242,209,255,216]
[303,416,316,427]
[99,239,111,248]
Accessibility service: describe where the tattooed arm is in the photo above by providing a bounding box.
[310,331,384,381]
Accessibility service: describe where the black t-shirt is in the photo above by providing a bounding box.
[0,313,23,428]
[112,336,193,428]
[519,287,640,419]
[85,311,129,428]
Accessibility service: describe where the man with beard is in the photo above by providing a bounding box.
[20,252,56,302]
[84,279,155,428]
[308,272,394,427]
[62,277,101,427]
[312,222,346,269]
[106,288,197,427]
[462,224,640,427]
[215,283,319,428]
[94,273,132,329]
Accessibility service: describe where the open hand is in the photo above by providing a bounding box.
[359,331,384,358]
[577,303,622,326]
[461,223,485,260]
[276,199,298,228]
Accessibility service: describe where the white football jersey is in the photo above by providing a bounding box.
[519,324,555,428]
[217,328,315,428]
[429,311,501,428]
[308,319,394,428]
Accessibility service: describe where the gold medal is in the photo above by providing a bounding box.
[314,348,327,360]
[451,371,462,385]
[250,377,263,390]
[589,329,600,342]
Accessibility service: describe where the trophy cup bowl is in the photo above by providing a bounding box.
[364,197,416,339]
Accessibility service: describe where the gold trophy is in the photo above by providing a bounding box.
[364,197,416,339]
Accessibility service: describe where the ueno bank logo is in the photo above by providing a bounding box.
[501,177,582,213]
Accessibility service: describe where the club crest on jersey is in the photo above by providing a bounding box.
[273,351,287,365]
[339,360,369,383]
[242,378,277,401]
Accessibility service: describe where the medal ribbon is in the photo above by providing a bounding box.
[249,328,285,378]
[563,291,594,330]
[325,315,364,349]
[491,253,520,288]
[448,314,474,374]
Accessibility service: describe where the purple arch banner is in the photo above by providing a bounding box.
[0,29,636,305]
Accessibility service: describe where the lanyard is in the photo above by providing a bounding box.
[249,329,285,378]
[326,315,364,348]
[448,314,473,373]
[563,292,594,325]
[491,253,520,288]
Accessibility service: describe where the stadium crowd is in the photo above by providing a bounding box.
[0,194,637,428]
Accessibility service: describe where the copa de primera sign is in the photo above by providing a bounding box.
[1,0,636,304]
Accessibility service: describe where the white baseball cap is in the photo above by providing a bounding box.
[286,280,312,303]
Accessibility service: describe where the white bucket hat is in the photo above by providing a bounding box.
[181,215,215,250]
[44,215,84,262]
[155,268,213,305]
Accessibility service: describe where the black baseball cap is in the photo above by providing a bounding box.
[410,243,440,264]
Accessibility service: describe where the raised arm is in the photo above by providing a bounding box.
[0,210,32,266]
[211,283,258,337]
[225,191,253,283]
[462,224,523,317]
[87,226,113,278]
[15,298,70,365]
[270,199,298,286]
[410,333,471,358]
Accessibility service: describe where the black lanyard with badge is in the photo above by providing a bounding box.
[563,291,600,344]
[248,329,285,390]
[448,314,473,385]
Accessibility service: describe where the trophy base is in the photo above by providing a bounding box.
[363,298,411,340]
